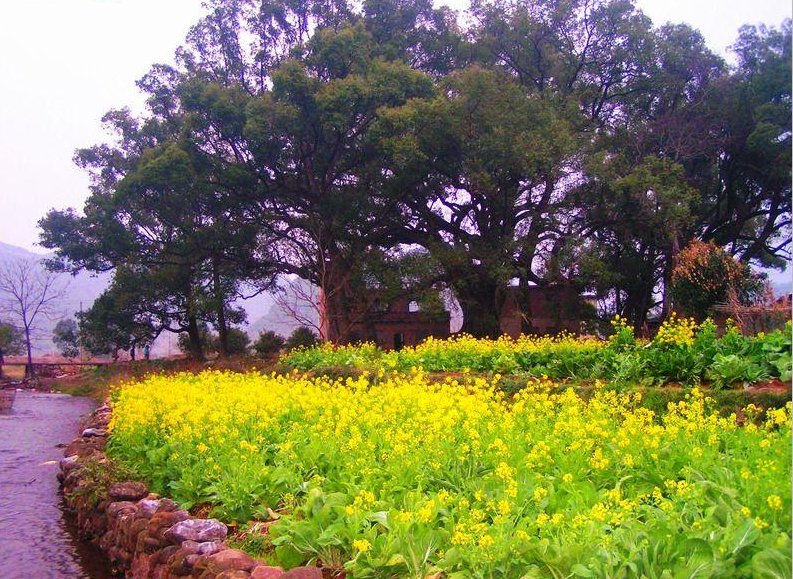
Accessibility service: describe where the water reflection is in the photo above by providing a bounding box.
[0,391,113,579]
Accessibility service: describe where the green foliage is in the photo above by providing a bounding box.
[708,355,769,390]
[64,456,136,512]
[228,523,275,559]
[0,321,24,355]
[283,320,793,388]
[109,371,792,578]
[53,318,80,358]
[759,330,793,382]
[253,330,286,357]
[38,0,791,343]
[672,241,765,319]
[217,328,251,355]
[285,327,319,351]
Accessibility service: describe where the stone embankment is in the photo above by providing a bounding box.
[59,404,321,579]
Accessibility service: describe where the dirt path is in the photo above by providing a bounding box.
[0,391,112,579]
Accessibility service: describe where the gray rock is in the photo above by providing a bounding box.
[156,498,179,512]
[216,571,252,579]
[165,518,228,544]
[195,541,226,555]
[108,481,149,501]
[137,498,162,517]
[106,501,138,519]
[81,427,107,437]
[59,454,80,472]
[251,566,285,579]
[205,549,256,572]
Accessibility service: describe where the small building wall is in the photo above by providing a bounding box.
[329,296,451,349]
[372,313,451,350]
[500,285,583,338]
[322,286,582,346]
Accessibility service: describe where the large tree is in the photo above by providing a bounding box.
[381,67,580,335]
[176,22,439,342]
[40,122,274,358]
[78,267,159,359]
[572,19,791,326]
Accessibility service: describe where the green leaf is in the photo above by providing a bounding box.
[570,563,597,577]
[274,544,306,568]
[727,520,761,555]
[750,549,792,579]
[675,538,715,579]
[370,510,390,528]
[385,553,406,566]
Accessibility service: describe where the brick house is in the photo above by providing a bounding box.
[323,285,584,348]
[322,296,450,349]
[368,297,451,350]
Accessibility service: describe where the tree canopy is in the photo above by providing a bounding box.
[39,0,791,345]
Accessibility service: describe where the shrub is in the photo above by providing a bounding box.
[280,319,792,388]
[177,325,216,356]
[0,321,25,355]
[53,318,80,358]
[285,326,318,351]
[219,328,251,355]
[253,330,285,357]
[671,241,764,319]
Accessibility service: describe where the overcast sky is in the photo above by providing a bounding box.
[1,0,790,255]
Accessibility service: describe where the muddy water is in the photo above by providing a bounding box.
[0,391,113,579]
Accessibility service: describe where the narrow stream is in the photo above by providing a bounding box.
[0,391,114,579]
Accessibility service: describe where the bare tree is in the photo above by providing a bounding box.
[271,276,324,339]
[0,259,67,378]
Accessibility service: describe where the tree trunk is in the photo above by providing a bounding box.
[186,315,204,360]
[661,236,681,319]
[24,325,34,380]
[212,260,229,356]
[185,280,205,361]
[456,279,504,338]
[320,255,371,345]
[321,284,360,344]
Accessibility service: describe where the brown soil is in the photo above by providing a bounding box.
[745,379,792,395]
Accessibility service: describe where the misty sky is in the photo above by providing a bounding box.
[1,0,790,257]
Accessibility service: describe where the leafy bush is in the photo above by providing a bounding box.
[53,318,80,358]
[177,326,251,356]
[0,320,25,355]
[708,354,769,390]
[285,326,319,351]
[253,330,286,357]
[672,241,764,319]
[282,318,792,388]
[177,325,216,356]
[217,328,251,355]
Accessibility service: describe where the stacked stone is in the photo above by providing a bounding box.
[59,405,323,579]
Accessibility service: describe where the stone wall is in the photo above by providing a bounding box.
[58,404,322,579]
